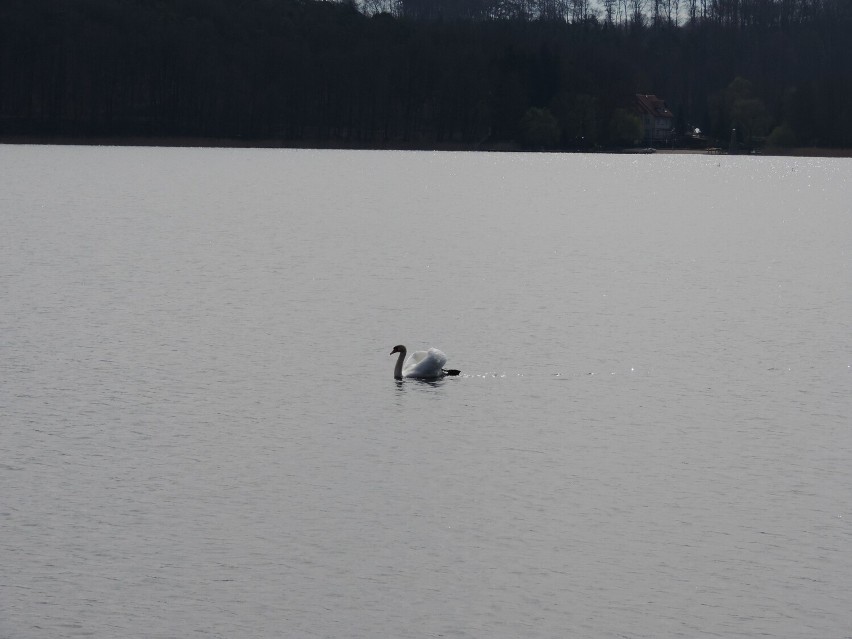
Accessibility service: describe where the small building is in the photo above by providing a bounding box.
[635,94,675,145]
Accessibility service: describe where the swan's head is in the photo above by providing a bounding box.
[390,345,405,355]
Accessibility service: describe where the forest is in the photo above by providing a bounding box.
[1,0,850,150]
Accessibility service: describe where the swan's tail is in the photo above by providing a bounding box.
[443,369,461,376]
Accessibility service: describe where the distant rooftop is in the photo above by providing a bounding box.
[636,94,673,118]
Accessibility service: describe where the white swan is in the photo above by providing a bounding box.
[390,345,461,380]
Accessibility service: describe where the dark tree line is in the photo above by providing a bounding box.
[1,0,850,149]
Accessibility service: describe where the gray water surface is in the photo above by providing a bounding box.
[1,146,850,638]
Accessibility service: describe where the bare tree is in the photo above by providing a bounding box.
[632,0,646,23]
[618,0,631,23]
[570,0,590,21]
[361,0,395,14]
[603,0,616,23]
[686,0,698,22]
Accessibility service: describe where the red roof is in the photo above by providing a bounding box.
[636,94,673,118]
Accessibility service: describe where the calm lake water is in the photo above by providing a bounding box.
[1,145,850,638]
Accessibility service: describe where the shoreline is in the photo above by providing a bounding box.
[2,135,851,158]
[655,147,852,158]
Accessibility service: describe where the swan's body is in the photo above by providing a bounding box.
[390,345,460,380]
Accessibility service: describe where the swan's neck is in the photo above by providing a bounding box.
[393,348,406,380]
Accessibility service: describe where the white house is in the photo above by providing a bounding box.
[635,94,675,144]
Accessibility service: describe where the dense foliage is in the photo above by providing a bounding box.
[1,0,850,148]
